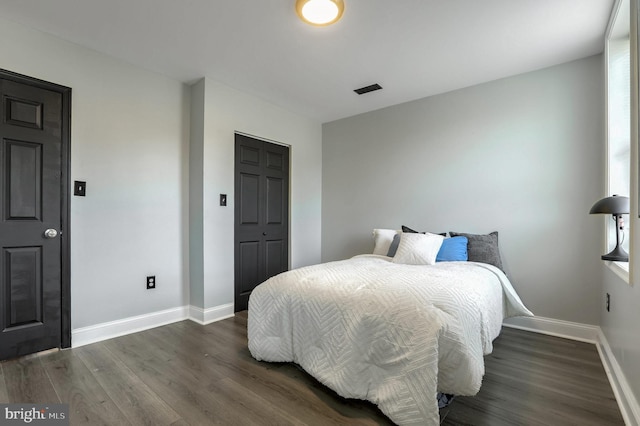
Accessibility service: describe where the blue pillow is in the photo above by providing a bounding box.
[436,236,468,262]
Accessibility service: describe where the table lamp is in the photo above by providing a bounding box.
[589,195,629,262]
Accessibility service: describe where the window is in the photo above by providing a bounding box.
[605,0,630,273]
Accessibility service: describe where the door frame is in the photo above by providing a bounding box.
[1,69,72,349]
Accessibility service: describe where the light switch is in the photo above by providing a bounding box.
[220,194,227,206]
[74,181,86,196]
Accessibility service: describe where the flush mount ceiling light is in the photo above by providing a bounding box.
[296,0,344,26]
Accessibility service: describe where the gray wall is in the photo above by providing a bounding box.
[197,79,322,310]
[322,55,604,325]
[0,17,191,329]
[600,0,640,413]
[0,15,324,331]
[189,78,206,309]
[602,267,640,419]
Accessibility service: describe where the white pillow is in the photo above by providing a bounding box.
[392,232,445,265]
[372,229,399,255]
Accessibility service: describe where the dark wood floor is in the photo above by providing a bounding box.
[0,312,624,425]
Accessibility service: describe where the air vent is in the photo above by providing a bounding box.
[354,84,383,95]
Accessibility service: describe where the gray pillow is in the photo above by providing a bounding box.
[402,225,446,236]
[387,234,401,257]
[448,231,503,271]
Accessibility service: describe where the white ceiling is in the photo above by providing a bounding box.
[0,0,615,123]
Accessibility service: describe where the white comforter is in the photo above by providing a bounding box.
[248,255,532,425]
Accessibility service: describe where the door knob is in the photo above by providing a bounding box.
[263,232,267,236]
[43,228,58,239]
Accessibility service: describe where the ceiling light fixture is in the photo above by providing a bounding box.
[296,0,344,26]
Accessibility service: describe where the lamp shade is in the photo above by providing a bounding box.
[589,195,629,215]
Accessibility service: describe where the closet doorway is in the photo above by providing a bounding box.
[234,134,289,311]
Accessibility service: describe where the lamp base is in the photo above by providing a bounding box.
[601,245,629,262]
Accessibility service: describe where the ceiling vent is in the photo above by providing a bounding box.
[354,84,382,95]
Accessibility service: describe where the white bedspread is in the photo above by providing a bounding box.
[248,255,532,425]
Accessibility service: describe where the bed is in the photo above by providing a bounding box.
[248,231,532,426]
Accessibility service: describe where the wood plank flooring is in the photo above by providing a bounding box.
[0,313,625,425]
[439,327,624,425]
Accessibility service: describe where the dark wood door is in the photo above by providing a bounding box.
[234,134,289,312]
[0,71,70,360]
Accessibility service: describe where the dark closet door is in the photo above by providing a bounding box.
[0,71,70,360]
[234,134,289,312]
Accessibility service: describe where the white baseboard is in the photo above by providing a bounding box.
[503,315,599,343]
[503,316,639,426]
[596,330,640,426]
[72,306,189,348]
[71,303,235,348]
[188,303,234,325]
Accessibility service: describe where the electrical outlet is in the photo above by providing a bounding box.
[147,276,156,290]
[606,293,610,312]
